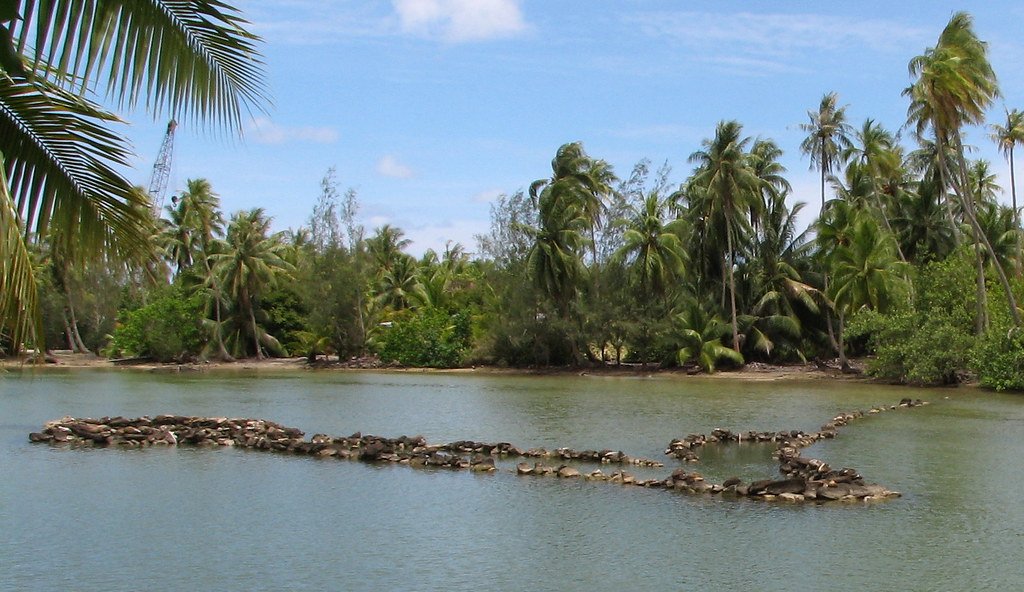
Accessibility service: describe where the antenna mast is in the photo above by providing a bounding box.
[148,119,177,216]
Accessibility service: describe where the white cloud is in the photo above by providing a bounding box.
[403,218,490,256]
[471,188,504,203]
[376,155,415,179]
[246,117,339,144]
[635,12,927,56]
[392,0,527,42]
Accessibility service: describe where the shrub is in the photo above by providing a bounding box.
[972,329,1024,391]
[378,308,471,368]
[107,285,204,362]
[848,251,976,385]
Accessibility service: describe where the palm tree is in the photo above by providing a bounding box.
[673,299,744,373]
[743,192,821,361]
[530,142,616,263]
[990,108,1024,273]
[1,1,269,350]
[366,225,411,276]
[376,254,426,311]
[612,191,688,305]
[830,216,909,370]
[905,11,1021,327]
[689,120,760,352]
[213,209,292,359]
[167,179,232,360]
[842,119,907,261]
[525,185,588,320]
[800,92,853,214]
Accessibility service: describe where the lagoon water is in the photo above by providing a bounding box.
[2,369,1023,590]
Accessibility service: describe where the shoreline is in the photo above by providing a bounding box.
[0,351,904,385]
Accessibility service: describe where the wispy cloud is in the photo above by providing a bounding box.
[246,117,339,144]
[251,0,529,45]
[636,12,927,55]
[470,188,504,204]
[631,11,929,75]
[393,0,528,42]
[376,155,415,179]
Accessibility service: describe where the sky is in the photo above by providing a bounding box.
[123,1,1024,256]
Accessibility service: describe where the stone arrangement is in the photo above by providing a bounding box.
[29,398,926,504]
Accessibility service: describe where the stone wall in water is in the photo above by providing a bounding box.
[29,398,926,503]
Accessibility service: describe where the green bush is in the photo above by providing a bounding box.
[378,308,471,368]
[107,285,204,362]
[972,329,1024,391]
[848,252,976,385]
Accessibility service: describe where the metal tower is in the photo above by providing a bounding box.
[148,119,177,216]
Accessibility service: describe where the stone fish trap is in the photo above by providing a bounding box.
[29,398,926,503]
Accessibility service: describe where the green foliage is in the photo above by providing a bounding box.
[108,285,205,362]
[849,251,975,385]
[378,308,471,368]
[972,329,1024,391]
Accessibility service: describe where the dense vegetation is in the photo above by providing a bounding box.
[3,12,1023,390]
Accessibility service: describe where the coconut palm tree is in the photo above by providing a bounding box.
[166,179,232,360]
[990,108,1024,273]
[525,184,588,320]
[530,142,616,263]
[800,92,853,214]
[743,191,820,361]
[612,191,688,305]
[830,216,909,370]
[213,209,292,359]
[689,120,760,353]
[673,299,744,373]
[0,1,269,350]
[905,11,1021,327]
[842,119,907,261]
[366,225,411,276]
[376,254,426,311]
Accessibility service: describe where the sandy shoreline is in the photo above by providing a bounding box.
[0,351,882,383]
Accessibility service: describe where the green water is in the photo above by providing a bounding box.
[2,369,1022,590]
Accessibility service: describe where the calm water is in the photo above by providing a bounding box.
[2,369,1023,590]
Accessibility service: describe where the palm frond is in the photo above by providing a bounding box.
[0,75,151,258]
[0,156,42,351]
[16,0,269,131]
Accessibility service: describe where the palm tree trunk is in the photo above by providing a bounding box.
[61,311,75,351]
[726,225,740,352]
[837,309,850,372]
[203,259,234,362]
[948,134,1022,327]
[63,288,88,353]
[974,242,988,334]
[241,286,262,359]
[1011,146,1021,277]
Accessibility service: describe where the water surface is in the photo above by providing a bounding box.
[2,369,1022,590]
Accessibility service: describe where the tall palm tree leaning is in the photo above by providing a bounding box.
[689,120,760,353]
[800,92,853,215]
[990,108,1024,275]
[0,1,269,352]
[905,11,1022,328]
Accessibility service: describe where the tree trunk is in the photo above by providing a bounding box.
[975,241,988,334]
[242,286,262,359]
[947,134,1022,328]
[63,291,88,353]
[837,309,849,372]
[726,224,740,353]
[1011,146,1021,277]
[62,310,76,351]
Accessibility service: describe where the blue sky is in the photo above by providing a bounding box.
[124,1,1024,255]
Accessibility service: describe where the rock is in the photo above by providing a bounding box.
[778,493,804,502]
[515,462,533,475]
[556,465,580,478]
